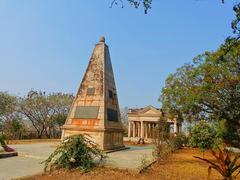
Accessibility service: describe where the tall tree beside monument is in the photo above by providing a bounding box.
[160,39,240,147]
[61,37,125,151]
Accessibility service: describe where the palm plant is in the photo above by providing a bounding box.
[194,148,240,180]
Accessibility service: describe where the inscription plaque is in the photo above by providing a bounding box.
[107,108,118,122]
[74,106,99,119]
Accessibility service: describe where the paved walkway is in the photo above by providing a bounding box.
[0,143,154,180]
[106,146,154,170]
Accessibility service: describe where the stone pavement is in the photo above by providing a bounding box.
[106,146,154,170]
[0,143,154,180]
[0,143,56,180]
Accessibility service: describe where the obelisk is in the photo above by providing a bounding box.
[61,37,125,151]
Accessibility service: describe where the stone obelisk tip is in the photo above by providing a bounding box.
[99,36,105,43]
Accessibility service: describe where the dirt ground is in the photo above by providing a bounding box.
[7,139,60,145]
[22,148,235,180]
[8,140,141,145]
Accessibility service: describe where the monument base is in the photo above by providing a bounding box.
[62,125,125,151]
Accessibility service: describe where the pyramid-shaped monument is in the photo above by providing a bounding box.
[62,37,125,150]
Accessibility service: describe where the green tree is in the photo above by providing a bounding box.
[189,121,218,155]
[19,90,73,138]
[0,92,24,140]
[0,92,17,121]
[232,3,240,36]
[3,118,26,140]
[48,93,74,137]
[160,39,240,147]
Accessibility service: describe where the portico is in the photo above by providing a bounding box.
[127,106,182,140]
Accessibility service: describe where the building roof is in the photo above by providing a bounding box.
[128,105,178,122]
[129,105,161,114]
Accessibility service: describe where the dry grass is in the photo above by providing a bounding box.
[7,139,60,145]
[9,140,140,145]
[143,148,223,180]
[123,141,151,146]
[24,148,239,180]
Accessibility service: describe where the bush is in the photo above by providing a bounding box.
[152,143,173,160]
[169,133,188,150]
[138,154,150,173]
[152,134,189,161]
[189,120,219,152]
[0,133,6,147]
[152,118,189,160]
[152,117,171,161]
[44,134,106,171]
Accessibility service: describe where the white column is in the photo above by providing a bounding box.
[138,122,141,137]
[133,122,136,137]
[145,123,148,139]
[128,121,131,137]
[148,123,151,138]
[136,121,140,137]
[153,123,156,138]
[141,121,144,138]
[174,121,178,133]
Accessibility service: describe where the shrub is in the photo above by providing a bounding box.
[138,154,150,173]
[215,120,239,148]
[0,133,6,148]
[44,134,106,171]
[152,143,173,160]
[0,133,15,152]
[189,120,219,152]
[194,148,240,180]
[169,133,188,150]
[152,116,171,161]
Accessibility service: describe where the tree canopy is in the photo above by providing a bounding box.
[160,38,240,147]
[0,92,17,121]
[0,90,74,139]
[19,90,74,138]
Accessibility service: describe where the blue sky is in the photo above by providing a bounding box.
[0,0,236,108]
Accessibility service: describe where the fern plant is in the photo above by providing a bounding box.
[194,148,240,180]
[44,134,106,171]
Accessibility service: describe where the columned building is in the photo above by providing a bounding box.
[127,106,182,140]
